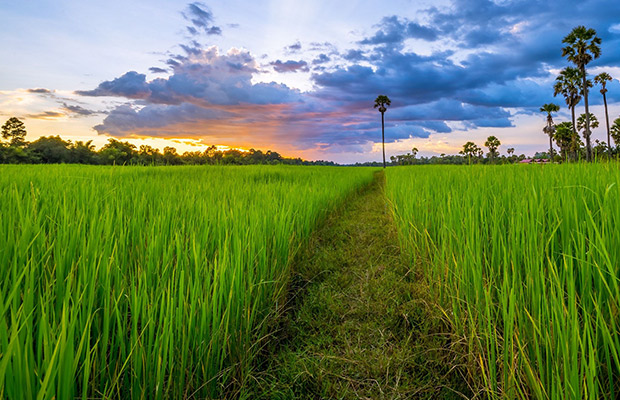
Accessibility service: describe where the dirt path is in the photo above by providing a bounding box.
[241,172,472,399]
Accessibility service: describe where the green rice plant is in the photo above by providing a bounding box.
[0,164,374,399]
[386,164,620,399]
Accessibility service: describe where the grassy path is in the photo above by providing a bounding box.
[240,172,473,399]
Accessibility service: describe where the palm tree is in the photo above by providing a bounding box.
[554,67,589,161]
[540,103,560,159]
[374,95,391,168]
[611,117,620,148]
[577,112,600,148]
[460,141,480,164]
[594,72,613,148]
[562,26,602,161]
[484,136,501,162]
[554,122,574,161]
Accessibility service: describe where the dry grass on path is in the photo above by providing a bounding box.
[240,172,474,399]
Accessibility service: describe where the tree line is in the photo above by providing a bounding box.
[0,118,335,166]
[387,136,529,166]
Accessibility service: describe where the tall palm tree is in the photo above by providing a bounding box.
[540,103,560,159]
[554,67,586,161]
[594,72,613,148]
[374,95,391,168]
[562,26,602,161]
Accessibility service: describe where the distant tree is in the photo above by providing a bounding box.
[554,67,586,161]
[611,117,620,147]
[460,141,481,164]
[1,117,27,147]
[99,139,136,165]
[411,147,418,158]
[592,139,610,160]
[374,95,391,168]
[28,136,72,163]
[507,148,515,156]
[71,140,97,164]
[554,122,576,161]
[265,150,282,163]
[562,26,602,161]
[182,150,207,165]
[577,113,599,137]
[594,72,613,148]
[484,136,501,162]
[138,145,162,165]
[540,103,560,158]
[247,148,266,164]
[163,146,182,165]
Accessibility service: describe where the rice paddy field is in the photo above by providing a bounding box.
[386,164,620,399]
[2,163,620,399]
[0,164,374,399]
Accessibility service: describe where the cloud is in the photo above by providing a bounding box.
[312,54,330,65]
[25,111,65,120]
[76,71,150,98]
[270,59,309,73]
[285,40,302,53]
[182,2,221,36]
[61,103,99,116]
[79,46,300,106]
[27,88,53,94]
[360,16,438,47]
[342,49,366,61]
[149,67,169,74]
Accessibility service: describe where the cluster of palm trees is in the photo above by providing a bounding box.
[542,26,619,162]
[376,27,618,165]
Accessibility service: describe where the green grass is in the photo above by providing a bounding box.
[0,164,374,399]
[386,164,620,399]
[243,172,472,399]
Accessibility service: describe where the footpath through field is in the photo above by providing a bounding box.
[240,172,472,399]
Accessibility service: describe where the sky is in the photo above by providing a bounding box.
[1,0,620,163]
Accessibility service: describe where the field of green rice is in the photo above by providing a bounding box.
[0,165,374,399]
[386,164,620,399]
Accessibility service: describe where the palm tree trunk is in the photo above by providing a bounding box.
[582,66,592,162]
[547,117,554,160]
[571,105,577,162]
[381,112,386,168]
[549,135,554,160]
[603,92,610,148]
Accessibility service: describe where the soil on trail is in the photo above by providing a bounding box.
[241,172,473,399]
